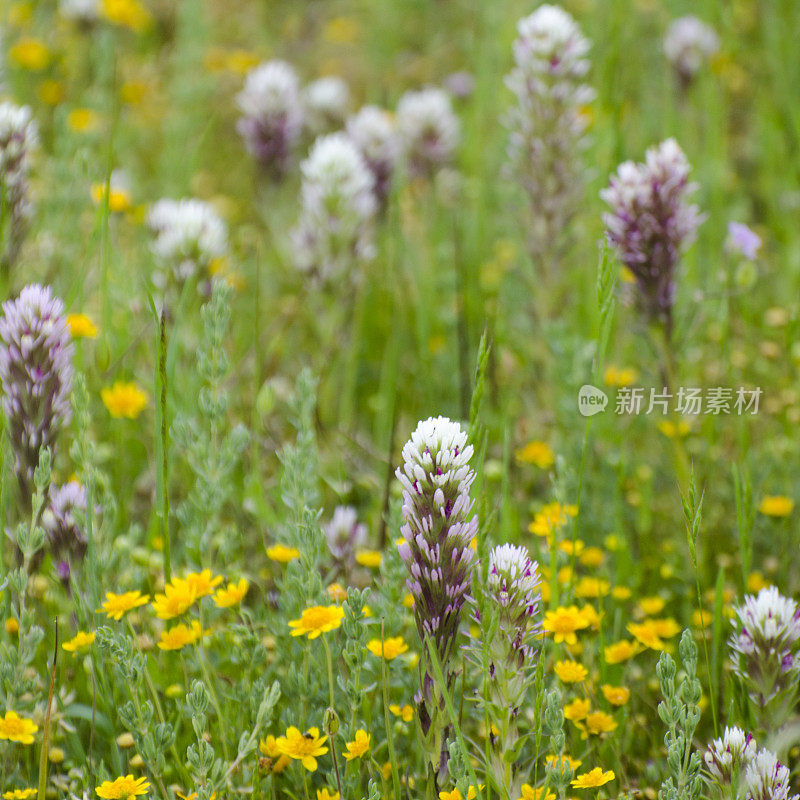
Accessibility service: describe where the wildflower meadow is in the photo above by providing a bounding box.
[1,1,800,800]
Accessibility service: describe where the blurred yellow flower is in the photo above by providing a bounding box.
[657,420,691,439]
[582,711,618,736]
[267,544,300,563]
[102,0,151,32]
[62,630,95,655]
[519,787,554,800]
[439,789,479,800]
[158,620,203,650]
[99,590,150,620]
[91,183,132,213]
[515,440,555,468]
[101,382,148,419]
[747,571,767,592]
[289,605,344,639]
[343,729,370,760]
[67,109,101,133]
[758,495,794,517]
[545,753,582,770]
[259,735,291,773]
[68,313,99,339]
[185,569,223,598]
[543,606,590,644]
[213,578,248,608]
[323,16,361,44]
[4,790,37,800]
[9,38,50,70]
[152,578,197,620]
[601,684,630,705]
[604,639,638,664]
[579,546,605,568]
[603,365,637,387]
[638,596,666,616]
[317,791,339,800]
[366,636,408,660]
[38,79,65,105]
[0,711,38,744]
[120,80,148,105]
[554,660,588,683]
[355,549,382,568]
[389,704,414,722]
[563,698,590,722]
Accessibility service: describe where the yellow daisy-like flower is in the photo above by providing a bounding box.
[0,711,38,744]
[289,605,345,639]
[99,590,150,620]
[101,0,151,32]
[758,495,794,517]
[604,639,638,663]
[638,596,666,616]
[570,768,615,789]
[62,630,95,655]
[545,754,582,771]
[515,440,554,468]
[603,365,637,387]
[601,685,630,706]
[528,502,577,537]
[267,544,300,563]
[355,550,382,568]
[317,791,340,800]
[67,313,99,339]
[259,735,291,773]
[402,593,415,609]
[275,726,328,771]
[519,786,555,800]
[38,80,65,106]
[101,382,148,419]
[563,698,590,722]
[327,583,347,602]
[185,569,224,599]
[582,711,618,737]
[657,420,691,439]
[342,729,370,761]
[543,606,590,645]
[389,704,414,722]
[68,109,101,133]
[9,38,50,71]
[152,579,197,620]
[366,636,409,660]
[91,183,132,213]
[213,578,248,608]
[579,546,605,568]
[4,790,37,800]
[611,586,632,601]
[627,621,665,651]
[158,621,203,651]
[95,775,150,799]
[554,660,588,683]
[574,577,609,599]
[439,787,480,800]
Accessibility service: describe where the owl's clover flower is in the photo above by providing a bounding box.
[504,4,594,265]
[601,138,703,332]
[291,132,377,282]
[346,105,400,207]
[704,726,756,786]
[41,481,88,585]
[303,76,350,136]
[728,586,800,722]
[0,101,38,273]
[59,0,101,23]
[0,284,73,507]
[396,88,460,178]
[396,416,477,771]
[146,198,227,282]
[236,60,304,179]
[324,505,367,567]
[742,749,798,800]
[663,16,719,88]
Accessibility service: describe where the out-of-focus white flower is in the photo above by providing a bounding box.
[291,132,376,281]
[346,105,399,205]
[236,60,304,178]
[324,506,367,564]
[303,76,350,135]
[504,4,594,264]
[663,16,719,85]
[726,221,761,260]
[396,87,459,177]
[59,0,101,23]
[146,198,227,281]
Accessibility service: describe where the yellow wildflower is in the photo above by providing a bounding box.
[758,495,794,517]
[389,704,414,722]
[543,606,590,644]
[275,726,328,771]
[366,636,408,660]
[515,440,555,468]
[582,711,617,737]
[638,596,666,616]
[571,768,615,788]
[68,109,100,133]
[604,640,638,664]
[213,578,248,608]
[101,0,151,32]
[185,569,223,598]
[266,544,300,563]
[289,606,344,639]
[67,313,99,339]
[0,711,38,744]
[343,729,370,761]
[95,775,150,799]
[259,734,291,773]
[152,579,197,620]
[62,631,95,655]
[601,685,630,706]
[158,621,203,651]
[91,183,132,213]
[99,590,150,620]
[554,660,588,683]
[101,382,148,419]
[4,790,37,800]
[603,366,637,387]
[355,550,382,568]
[317,791,339,800]
[563,698,590,722]
[519,787,555,800]
[9,38,49,70]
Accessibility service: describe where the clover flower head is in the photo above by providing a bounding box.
[346,105,399,205]
[601,138,703,324]
[146,198,227,281]
[0,284,73,502]
[236,59,304,177]
[743,748,798,800]
[324,505,367,564]
[396,87,459,177]
[487,544,541,622]
[704,726,757,784]
[42,481,88,581]
[303,76,350,135]
[663,16,719,84]
[59,0,101,22]
[291,132,376,281]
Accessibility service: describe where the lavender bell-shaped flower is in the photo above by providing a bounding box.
[728,586,800,728]
[396,416,477,778]
[0,284,74,508]
[601,138,703,340]
[0,101,38,277]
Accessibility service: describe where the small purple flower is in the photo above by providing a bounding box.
[601,138,704,330]
[0,284,73,507]
[704,726,756,785]
[727,221,761,260]
[324,505,367,567]
[396,88,460,178]
[743,749,798,800]
[41,480,88,585]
